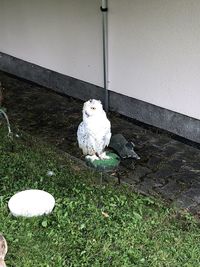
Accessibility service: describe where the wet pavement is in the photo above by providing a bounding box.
[1,71,200,215]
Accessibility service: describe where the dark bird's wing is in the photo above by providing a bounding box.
[109,134,140,159]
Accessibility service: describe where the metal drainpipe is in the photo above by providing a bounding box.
[101,0,109,112]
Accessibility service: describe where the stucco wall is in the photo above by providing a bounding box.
[108,0,200,120]
[0,0,103,86]
[0,0,200,120]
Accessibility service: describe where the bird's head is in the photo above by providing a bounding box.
[82,99,104,119]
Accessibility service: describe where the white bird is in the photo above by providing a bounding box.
[77,99,111,161]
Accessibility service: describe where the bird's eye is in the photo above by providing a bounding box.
[91,107,96,110]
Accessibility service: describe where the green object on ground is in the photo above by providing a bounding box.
[85,152,120,171]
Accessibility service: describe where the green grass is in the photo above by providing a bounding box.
[0,126,200,267]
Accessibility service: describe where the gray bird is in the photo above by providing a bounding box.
[109,134,140,159]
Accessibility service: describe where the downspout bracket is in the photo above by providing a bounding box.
[100,7,108,12]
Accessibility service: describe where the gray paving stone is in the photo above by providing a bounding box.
[173,195,197,210]
[123,166,152,183]
[167,159,183,172]
[122,176,137,186]
[150,136,171,147]
[134,166,152,178]
[153,165,176,179]
[174,172,198,185]
[182,188,200,204]
[147,156,163,170]
[182,162,200,173]
[120,158,136,170]
[162,145,179,157]
[177,150,200,161]
[135,178,158,195]
[156,180,183,200]
[188,204,200,215]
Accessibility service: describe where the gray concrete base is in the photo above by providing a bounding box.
[0,51,200,143]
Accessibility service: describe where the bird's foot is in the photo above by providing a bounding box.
[86,154,99,162]
[98,152,110,160]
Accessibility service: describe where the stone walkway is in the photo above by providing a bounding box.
[1,71,200,215]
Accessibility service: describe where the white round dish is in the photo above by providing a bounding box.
[8,189,55,217]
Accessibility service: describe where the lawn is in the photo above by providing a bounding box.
[0,125,200,267]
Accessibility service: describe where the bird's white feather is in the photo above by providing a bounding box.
[77,99,111,157]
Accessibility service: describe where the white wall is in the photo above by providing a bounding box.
[1,0,200,120]
[108,0,200,120]
[0,0,103,86]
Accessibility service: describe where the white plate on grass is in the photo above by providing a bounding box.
[8,189,55,217]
